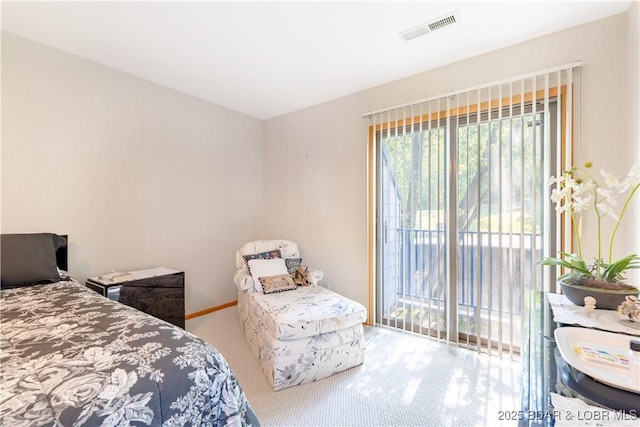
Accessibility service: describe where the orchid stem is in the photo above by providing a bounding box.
[609,182,640,264]
[571,210,583,259]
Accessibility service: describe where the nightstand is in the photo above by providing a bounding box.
[87,267,185,328]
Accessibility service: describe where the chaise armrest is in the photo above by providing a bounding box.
[307,269,323,286]
[233,268,254,292]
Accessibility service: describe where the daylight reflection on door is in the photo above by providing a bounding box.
[375,83,564,356]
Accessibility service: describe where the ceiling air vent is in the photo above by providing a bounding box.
[400,10,460,42]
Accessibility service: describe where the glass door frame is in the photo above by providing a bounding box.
[369,94,563,350]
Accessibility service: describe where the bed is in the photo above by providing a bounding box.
[0,233,259,426]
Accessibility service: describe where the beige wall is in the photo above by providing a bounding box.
[1,32,264,313]
[264,11,639,309]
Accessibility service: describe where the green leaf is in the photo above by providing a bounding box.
[602,254,640,282]
[538,252,592,276]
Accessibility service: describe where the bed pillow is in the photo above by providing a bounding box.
[243,249,282,272]
[259,274,297,294]
[1,233,66,289]
[247,258,289,292]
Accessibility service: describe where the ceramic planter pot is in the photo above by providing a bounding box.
[559,279,640,310]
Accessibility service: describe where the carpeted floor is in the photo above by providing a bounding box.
[187,307,521,427]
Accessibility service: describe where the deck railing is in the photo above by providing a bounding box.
[385,228,541,317]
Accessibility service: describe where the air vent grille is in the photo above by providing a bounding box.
[400,10,460,42]
[428,14,457,31]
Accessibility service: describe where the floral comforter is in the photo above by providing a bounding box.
[0,280,259,427]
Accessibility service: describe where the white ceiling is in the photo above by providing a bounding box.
[1,1,633,119]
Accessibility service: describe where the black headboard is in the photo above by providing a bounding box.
[57,235,68,271]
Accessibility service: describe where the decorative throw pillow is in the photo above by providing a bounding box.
[243,249,282,273]
[247,258,289,292]
[1,233,66,289]
[259,274,297,294]
[291,265,311,286]
[285,257,302,274]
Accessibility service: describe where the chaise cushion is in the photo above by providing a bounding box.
[247,285,367,340]
[240,301,365,390]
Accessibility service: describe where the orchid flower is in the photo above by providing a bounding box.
[540,161,640,283]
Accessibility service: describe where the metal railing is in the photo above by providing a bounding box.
[386,228,541,317]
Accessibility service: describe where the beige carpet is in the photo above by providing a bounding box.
[187,307,521,427]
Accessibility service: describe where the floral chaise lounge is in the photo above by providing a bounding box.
[233,239,367,390]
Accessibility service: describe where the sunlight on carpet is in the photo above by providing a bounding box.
[187,307,521,427]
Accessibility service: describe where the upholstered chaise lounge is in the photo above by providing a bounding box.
[233,239,366,390]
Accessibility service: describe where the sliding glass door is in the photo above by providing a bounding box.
[371,71,576,354]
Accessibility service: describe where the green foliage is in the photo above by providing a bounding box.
[382,111,543,234]
[602,254,640,282]
[539,252,593,281]
[540,252,640,283]
[383,127,445,227]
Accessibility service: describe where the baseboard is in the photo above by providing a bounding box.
[185,300,238,320]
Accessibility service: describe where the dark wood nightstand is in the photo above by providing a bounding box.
[87,267,185,329]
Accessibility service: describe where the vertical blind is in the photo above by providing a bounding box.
[367,62,581,355]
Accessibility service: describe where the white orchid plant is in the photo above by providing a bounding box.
[539,161,640,285]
